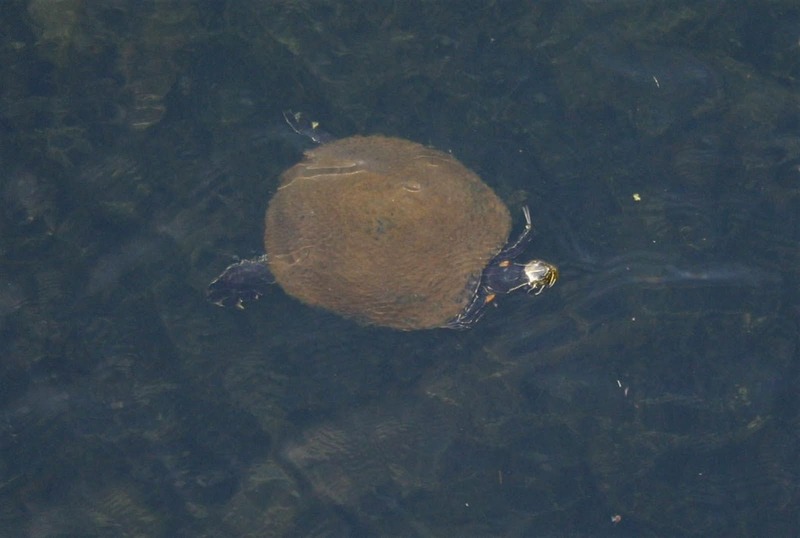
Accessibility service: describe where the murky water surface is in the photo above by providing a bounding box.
[1,2,798,536]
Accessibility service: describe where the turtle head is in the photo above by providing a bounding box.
[521,260,559,295]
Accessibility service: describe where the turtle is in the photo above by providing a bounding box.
[206,111,558,330]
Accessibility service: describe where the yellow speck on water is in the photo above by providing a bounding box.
[632,193,641,202]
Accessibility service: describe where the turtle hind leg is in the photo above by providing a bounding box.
[206,255,274,309]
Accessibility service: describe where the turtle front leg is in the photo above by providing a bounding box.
[445,286,496,330]
[496,206,534,260]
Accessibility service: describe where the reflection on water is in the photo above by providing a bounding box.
[564,252,781,302]
[1,1,798,536]
[588,42,721,137]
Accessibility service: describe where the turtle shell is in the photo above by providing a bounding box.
[265,135,511,330]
